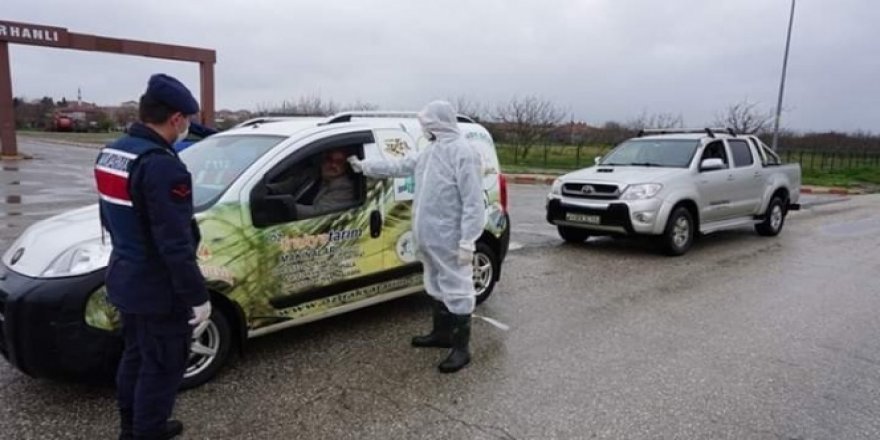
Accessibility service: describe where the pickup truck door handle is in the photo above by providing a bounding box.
[727,175,735,181]
[369,210,383,238]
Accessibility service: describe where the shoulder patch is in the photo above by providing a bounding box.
[171,181,193,202]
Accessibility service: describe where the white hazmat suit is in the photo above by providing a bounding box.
[349,101,486,315]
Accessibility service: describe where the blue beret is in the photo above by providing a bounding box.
[146,74,200,115]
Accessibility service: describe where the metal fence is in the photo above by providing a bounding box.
[496,144,614,170]
[779,149,880,171]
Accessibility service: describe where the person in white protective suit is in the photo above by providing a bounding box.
[347,100,486,373]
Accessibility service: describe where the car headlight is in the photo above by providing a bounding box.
[41,239,111,278]
[550,179,563,196]
[620,183,663,201]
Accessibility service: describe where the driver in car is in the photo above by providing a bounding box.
[294,149,356,217]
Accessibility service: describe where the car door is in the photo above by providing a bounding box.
[231,130,402,328]
[695,140,734,222]
[370,128,422,269]
[726,138,763,216]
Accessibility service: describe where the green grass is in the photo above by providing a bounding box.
[496,143,613,171]
[17,130,119,145]
[778,150,880,172]
[801,168,880,188]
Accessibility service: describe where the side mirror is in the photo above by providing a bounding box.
[700,158,726,172]
[251,194,298,227]
[594,156,602,165]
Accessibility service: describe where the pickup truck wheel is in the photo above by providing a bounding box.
[180,309,233,390]
[557,226,591,243]
[659,207,694,256]
[756,196,786,236]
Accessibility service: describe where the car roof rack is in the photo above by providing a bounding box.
[235,116,302,128]
[322,111,476,125]
[636,127,737,139]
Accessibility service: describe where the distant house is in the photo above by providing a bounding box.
[215,109,253,129]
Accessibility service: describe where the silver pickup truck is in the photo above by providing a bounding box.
[546,129,801,255]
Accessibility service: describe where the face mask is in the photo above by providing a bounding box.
[175,119,190,144]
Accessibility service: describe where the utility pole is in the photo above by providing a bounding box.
[772,0,796,151]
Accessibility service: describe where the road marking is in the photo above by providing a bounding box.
[512,228,560,239]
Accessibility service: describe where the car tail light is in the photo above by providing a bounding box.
[499,174,509,214]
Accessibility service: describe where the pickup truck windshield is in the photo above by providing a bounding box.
[180,134,285,212]
[601,139,700,168]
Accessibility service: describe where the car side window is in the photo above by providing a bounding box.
[728,140,754,168]
[700,141,729,169]
[251,144,366,228]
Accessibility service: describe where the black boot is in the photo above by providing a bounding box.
[438,314,471,373]
[412,300,453,348]
[133,420,184,440]
[119,410,133,440]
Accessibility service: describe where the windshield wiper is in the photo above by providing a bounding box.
[628,162,666,167]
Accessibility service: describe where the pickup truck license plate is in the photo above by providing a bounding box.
[565,213,600,224]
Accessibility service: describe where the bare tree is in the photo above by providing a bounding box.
[589,121,636,145]
[713,99,774,134]
[287,94,340,116]
[449,96,485,121]
[493,95,565,159]
[340,100,379,112]
[626,111,684,130]
[255,95,379,116]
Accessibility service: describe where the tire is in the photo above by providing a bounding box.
[557,225,591,243]
[180,308,233,390]
[659,207,694,256]
[473,242,498,305]
[756,196,786,236]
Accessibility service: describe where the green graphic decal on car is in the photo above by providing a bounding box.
[85,172,503,333]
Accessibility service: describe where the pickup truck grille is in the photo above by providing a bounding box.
[562,182,620,200]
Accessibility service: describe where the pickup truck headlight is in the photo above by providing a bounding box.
[620,183,663,201]
[41,239,111,278]
[550,179,563,196]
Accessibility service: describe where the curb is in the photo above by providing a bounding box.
[507,175,557,185]
[19,136,105,150]
[800,186,865,196]
[505,173,868,196]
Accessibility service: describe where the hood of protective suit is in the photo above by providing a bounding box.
[418,101,461,141]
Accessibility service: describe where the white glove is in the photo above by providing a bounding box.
[347,156,363,173]
[188,301,212,326]
[458,242,475,266]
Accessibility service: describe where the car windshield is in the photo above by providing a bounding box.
[600,139,700,168]
[180,134,285,211]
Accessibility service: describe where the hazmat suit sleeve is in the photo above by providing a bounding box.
[455,146,486,248]
[359,152,420,178]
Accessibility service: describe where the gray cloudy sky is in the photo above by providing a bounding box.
[4,0,878,132]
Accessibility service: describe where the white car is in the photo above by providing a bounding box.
[0,112,511,388]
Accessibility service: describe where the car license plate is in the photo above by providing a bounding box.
[565,213,600,224]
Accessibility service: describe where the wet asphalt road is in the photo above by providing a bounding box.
[1,141,879,439]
